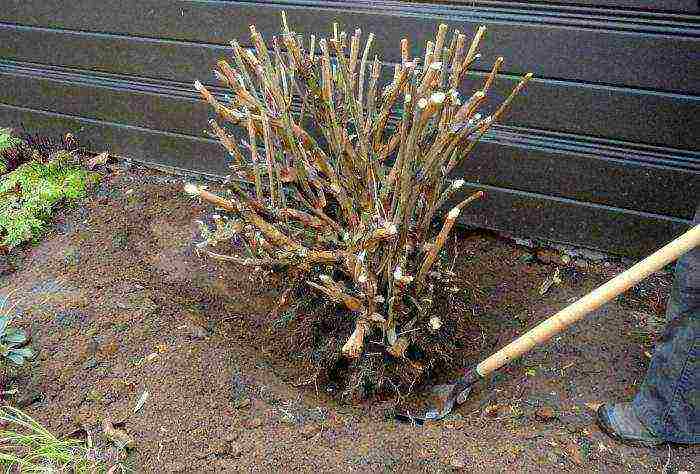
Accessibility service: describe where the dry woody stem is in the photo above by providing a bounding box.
[189,15,532,361]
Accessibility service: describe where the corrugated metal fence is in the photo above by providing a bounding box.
[1,1,698,255]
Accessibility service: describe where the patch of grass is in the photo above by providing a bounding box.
[0,406,106,472]
[0,151,98,249]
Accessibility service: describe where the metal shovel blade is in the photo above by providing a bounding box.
[395,371,478,425]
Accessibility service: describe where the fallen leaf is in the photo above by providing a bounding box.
[565,441,583,465]
[102,418,135,449]
[535,406,556,422]
[552,268,562,284]
[133,389,150,414]
[539,269,562,296]
[539,277,554,296]
[584,401,602,412]
[98,341,119,357]
[88,151,109,169]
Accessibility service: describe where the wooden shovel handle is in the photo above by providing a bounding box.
[476,224,700,377]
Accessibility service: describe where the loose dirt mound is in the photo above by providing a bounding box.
[1,165,696,472]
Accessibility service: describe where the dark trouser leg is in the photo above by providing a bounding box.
[633,207,700,444]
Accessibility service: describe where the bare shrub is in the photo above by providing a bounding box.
[187,14,531,398]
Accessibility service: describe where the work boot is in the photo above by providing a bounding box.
[596,402,665,447]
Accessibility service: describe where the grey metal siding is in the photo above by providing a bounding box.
[1,1,698,255]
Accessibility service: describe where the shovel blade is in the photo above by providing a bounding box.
[395,373,478,424]
[422,382,466,420]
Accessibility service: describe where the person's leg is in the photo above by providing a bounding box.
[598,207,699,446]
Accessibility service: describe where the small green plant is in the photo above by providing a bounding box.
[0,128,20,175]
[0,406,106,472]
[0,129,18,150]
[0,293,32,367]
[0,145,98,249]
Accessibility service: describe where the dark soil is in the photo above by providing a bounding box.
[1,163,697,472]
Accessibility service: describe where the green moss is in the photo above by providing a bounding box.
[0,152,98,248]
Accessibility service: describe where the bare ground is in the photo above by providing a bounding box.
[1,164,697,473]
